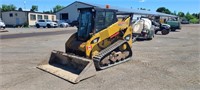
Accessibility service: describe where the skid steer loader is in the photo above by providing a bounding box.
[37,6,133,83]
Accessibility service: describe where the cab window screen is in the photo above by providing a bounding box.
[96,11,105,32]
[105,12,114,27]
[95,11,115,33]
[78,10,93,40]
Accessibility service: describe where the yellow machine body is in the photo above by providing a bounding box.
[37,7,133,83]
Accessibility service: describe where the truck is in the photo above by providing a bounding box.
[163,17,181,31]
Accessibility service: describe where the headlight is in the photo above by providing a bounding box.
[163,25,169,29]
[166,26,170,29]
[91,37,100,44]
[124,34,131,41]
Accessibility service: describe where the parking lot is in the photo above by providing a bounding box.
[0,27,77,35]
[0,24,199,90]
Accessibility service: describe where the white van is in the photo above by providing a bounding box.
[0,18,6,29]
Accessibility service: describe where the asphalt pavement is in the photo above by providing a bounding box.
[0,24,199,90]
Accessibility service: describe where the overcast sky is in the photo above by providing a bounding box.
[1,0,200,13]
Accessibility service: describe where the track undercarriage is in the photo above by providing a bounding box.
[93,40,132,70]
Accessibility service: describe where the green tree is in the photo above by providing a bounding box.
[53,5,64,13]
[192,13,199,19]
[185,12,199,23]
[137,8,150,11]
[1,4,16,11]
[198,13,200,19]
[140,8,146,10]
[185,12,194,20]
[18,7,23,11]
[190,18,199,24]
[156,7,171,14]
[178,12,185,17]
[43,10,53,14]
[172,11,177,15]
[30,5,38,12]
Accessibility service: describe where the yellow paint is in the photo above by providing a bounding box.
[85,17,133,57]
[79,43,86,52]
[66,16,133,58]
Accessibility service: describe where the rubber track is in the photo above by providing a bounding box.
[93,40,132,70]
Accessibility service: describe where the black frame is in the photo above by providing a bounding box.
[94,9,117,33]
[116,12,134,25]
[77,7,118,35]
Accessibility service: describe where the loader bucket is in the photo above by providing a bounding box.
[37,50,96,83]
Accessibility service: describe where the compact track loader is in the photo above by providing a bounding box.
[37,6,133,83]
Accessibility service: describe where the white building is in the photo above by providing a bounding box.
[56,1,96,22]
[56,1,151,23]
[1,11,56,27]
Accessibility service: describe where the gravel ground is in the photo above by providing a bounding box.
[0,24,199,90]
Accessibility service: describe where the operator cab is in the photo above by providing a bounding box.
[77,7,118,41]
